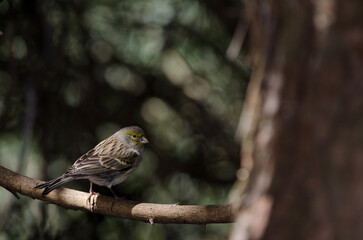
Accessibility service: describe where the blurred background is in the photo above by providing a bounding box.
[0,0,249,239]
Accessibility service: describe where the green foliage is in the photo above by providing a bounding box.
[0,0,248,239]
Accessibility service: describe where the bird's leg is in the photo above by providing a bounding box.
[87,181,99,203]
[109,187,122,211]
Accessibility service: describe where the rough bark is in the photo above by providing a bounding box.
[232,0,363,239]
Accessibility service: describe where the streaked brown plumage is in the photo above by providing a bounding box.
[35,126,148,201]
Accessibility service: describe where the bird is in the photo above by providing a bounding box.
[35,126,148,206]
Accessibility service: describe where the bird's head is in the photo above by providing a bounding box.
[118,126,148,148]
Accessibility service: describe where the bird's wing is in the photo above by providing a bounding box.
[66,148,138,176]
[99,150,139,171]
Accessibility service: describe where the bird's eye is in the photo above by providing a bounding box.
[132,135,137,139]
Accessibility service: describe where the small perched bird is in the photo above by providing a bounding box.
[35,126,148,204]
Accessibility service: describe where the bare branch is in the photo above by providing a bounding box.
[0,165,234,224]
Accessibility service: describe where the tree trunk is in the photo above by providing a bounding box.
[232,0,363,239]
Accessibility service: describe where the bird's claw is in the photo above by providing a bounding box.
[111,196,120,211]
[86,191,99,203]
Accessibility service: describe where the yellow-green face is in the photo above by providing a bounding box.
[124,130,148,147]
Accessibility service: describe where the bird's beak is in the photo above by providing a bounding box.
[141,137,149,144]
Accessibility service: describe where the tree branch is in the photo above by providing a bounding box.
[0,165,234,225]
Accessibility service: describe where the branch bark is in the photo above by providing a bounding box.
[0,165,234,225]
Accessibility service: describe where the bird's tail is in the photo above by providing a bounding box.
[35,175,74,195]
